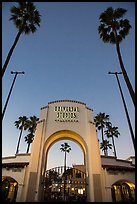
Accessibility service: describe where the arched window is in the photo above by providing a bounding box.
[2,176,18,202]
[111,180,135,202]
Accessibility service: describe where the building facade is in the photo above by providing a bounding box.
[2,100,135,202]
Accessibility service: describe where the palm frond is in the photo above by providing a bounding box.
[98,7,131,44]
[9,2,41,34]
[113,8,127,19]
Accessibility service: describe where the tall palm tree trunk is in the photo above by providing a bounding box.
[112,136,117,158]
[26,143,31,153]
[101,128,104,142]
[114,30,135,106]
[64,151,67,200]
[101,128,106,155]
[105,148,108,156]
[15,127,23,154]
[2,31,22,78]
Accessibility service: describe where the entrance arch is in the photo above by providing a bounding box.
[43,130,88,172]
[40,130,88,201]
[25,100,103,202]
[46,139,84,170]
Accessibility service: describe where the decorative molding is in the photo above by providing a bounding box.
[2,162,29,168]
[48,99,86,105]
[41,105,49,110]
[41,100,93,113]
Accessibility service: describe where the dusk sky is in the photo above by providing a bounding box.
[2,2,135,170]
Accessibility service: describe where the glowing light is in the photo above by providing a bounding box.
[78,188,83,194]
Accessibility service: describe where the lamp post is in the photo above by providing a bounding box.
[2,71,25,120]
[108,71,135,150]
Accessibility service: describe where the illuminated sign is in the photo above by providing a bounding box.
[54,106,79,122]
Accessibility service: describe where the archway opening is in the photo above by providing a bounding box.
[43,130,87,170]
[41,130,87,202]
[111,180,135,202]
[2,176,18,202]
[47,139,85,170]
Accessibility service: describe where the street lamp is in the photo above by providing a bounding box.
[108,71,135,150]
[2,71,25,120]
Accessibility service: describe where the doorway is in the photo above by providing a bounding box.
[41,136,87,201]
[2,176,18,202]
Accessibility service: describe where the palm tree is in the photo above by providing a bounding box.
[44,170,60,189]
[60,142,71,200]
[24,133,34,154]
[24,115,39,153]
[60,142,71,170]
[94,112,109,144]
[105,122,120,158]
[100,139,112,156]
[2,2,41,78]
[98,7,135,106]
[14,116,28,154]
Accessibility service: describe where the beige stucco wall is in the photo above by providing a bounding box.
[24,100,103,202]
[2,168,25,202]
[100,156,135,202]
[2,154,30,202]
[101,168,135,202]
[2,153,30,164]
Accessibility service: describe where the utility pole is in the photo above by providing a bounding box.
[2,71,25,120]
[108,71,135,150]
